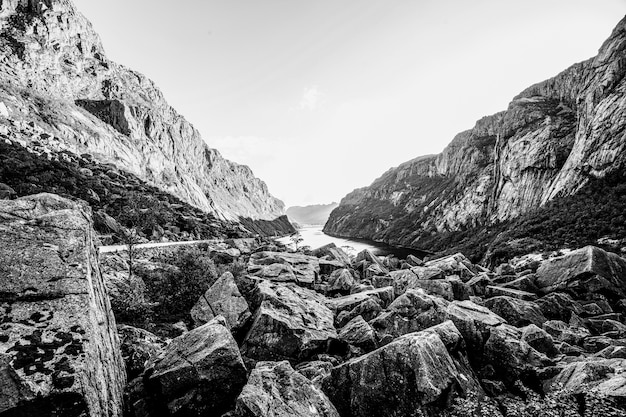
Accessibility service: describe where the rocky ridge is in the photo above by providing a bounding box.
[325,15,626,255]
[0,0,290,231]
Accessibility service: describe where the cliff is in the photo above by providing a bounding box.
[0,194,125,416]
[0,0,292,233]
[325,16,626,256]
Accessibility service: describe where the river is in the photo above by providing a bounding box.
[276,226,428,259]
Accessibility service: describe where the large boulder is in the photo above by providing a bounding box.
[326,287,394,315]
[536,246,626,298]
[484,296,547,327]
[424,253,480,280]
[242,282,337,361]
[322,324,484,417]
[0,194,125,417]
[146,316,247,417]
[545,358,626,399]
[338,316,377,352]
[190,272,251,332]
[233,361,340,417]
[248,251,320,285]
[327,269,356,294]
[444,300,506,353]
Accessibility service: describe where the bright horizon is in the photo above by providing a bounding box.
[74,0,626,208]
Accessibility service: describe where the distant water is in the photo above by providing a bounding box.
[277,226,428,260]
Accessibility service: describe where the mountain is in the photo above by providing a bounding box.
[325,15,626,262]
[0,0,293,236]
[287,202,339,226]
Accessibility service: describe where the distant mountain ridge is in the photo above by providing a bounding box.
[0,0,293,235]
[325,15,626,260]
[287,202,339,226]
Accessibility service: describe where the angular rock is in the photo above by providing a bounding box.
[537,292,584,321]
[248,251,320,285]
[327,269,356,294]
[190,272,251,332]
[545,358,626,399]
[326,287,394,314]
[355,249,388,274]
[536,246,626,298]
[486,285,537,301]
[410,266,445,281]
[146,316,247,417]
[338,316,377,352]
[445,300,506,353]
[336,298,383,328]
[424,253,478,280]
[242,282,336,361]
[484,324,553,384]
[322,326,484,417]
[484,296,547,327]
[234,361,340,417]
[543,320,591,346]
[521,324,559,357]
[388,269,418,296]
[406,279,454,301]
[0,194,125,417]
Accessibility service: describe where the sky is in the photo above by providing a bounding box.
[74,0,626,207]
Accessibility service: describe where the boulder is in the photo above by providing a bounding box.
[500,274,539,293]
[247,263,297,283]
[226,237,258,254]
[233,361,340,417]
[242,282,336,361]
[312,243,352,266]
[444,300,506,353]
[190,272,251,332]
[248,251,320,285]
[326,287,394,315]
[537,292,584,321]
[545,358,626,399]
[117,324,166,379]
[388,269,419,296]
[336,298,383,328]
[521,324,559,357]
[405,254,424,267]
[536,246,626,298]
[295,361,334,388]
[338,316,377,352]
[484,296,547,327]
[0,194,125,417]
[483,324,553,384]
[485,286,537,301]
[322,325,484,417]
[410,266,445,281]
[406,279,454,301]
[355,249,388,274]
[327,269,356,294]
[543,320,591,346]
[424,253,479,280]
[146,316,247,417]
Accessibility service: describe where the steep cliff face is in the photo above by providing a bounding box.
[0,0,289,228]
[326,16,626,249]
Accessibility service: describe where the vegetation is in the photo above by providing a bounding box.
[419,170,626,265]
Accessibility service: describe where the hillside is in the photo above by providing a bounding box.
[287,202,339,226]
[0,0,293,235]
[325,15,626,261]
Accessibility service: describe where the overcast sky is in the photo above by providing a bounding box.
[74,0,626,207]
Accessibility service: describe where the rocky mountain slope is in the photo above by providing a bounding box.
[0,0,292,233]
[287,202,339,226]
[325,16,626,258]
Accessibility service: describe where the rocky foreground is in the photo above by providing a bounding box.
[3,194,626,416]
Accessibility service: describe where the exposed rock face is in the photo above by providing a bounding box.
[233,361,340,417]
[325,16,626,249]
[0,0,291,232]
[0,194,125,416]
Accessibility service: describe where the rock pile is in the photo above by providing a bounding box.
[121,241,626,416]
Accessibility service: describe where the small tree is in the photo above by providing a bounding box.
[290,232,304,251]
